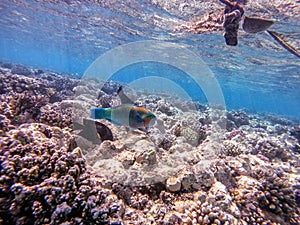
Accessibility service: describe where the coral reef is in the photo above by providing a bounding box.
[0,65,122,225]
[38,102,73,128]
[1,64,299,224]
[0,64,78,128]
[0,123,123,225]
[74,75,300,224]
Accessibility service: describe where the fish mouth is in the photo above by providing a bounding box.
[143,114,156,125]
[137,113,156,130]
[143,113,156,119]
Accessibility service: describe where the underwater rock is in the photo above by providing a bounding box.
[291,125,300,143]
[133,140,157,164]
[0,62,14,69]
[223,139,245,157]
[208,181,240,217]
[179,168,197,191]
[227,110,250,130]
[73,83,97,97]
[198,135,224,159]
[192,161,215,191]
[101,81,121,95]
[97,92,119,108]
[231,155,300,224]
[157,132,176,150]
[42,73,78,92]
[265,114,294,127]
[181,126,202,146]
[116,150,135,169]
[166,176,181,192]
[168,138,194,154]
[165,168,198,192]
[11,64,33,76]
[157,99,178,116]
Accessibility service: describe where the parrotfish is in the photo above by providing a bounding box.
[90,104,156,131]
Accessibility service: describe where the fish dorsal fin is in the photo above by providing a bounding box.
[117,86,135,104]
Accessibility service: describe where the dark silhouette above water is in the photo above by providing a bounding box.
[220,0,245,46]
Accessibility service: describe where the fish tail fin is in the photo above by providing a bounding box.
[90,108,111,120]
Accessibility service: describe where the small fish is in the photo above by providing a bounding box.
[74,118,113,143]
[90,104,156,131]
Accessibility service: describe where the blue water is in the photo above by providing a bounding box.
[0,0,299,120]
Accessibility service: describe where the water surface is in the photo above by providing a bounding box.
[0,0,299,119]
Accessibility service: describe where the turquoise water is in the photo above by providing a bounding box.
[0,0,299,120]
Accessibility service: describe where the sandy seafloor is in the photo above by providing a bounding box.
[0,63,299,225]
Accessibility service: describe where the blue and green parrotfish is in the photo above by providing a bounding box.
[90,104,156,130]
